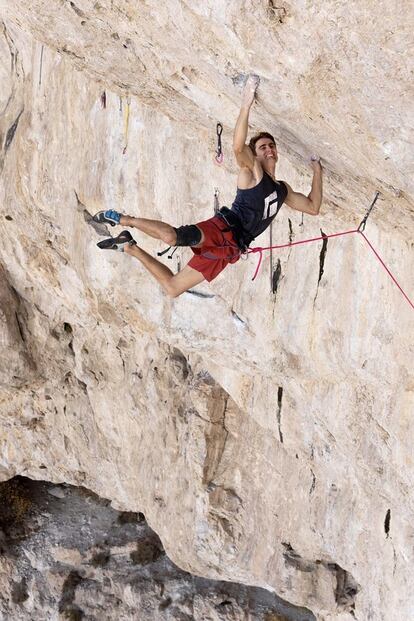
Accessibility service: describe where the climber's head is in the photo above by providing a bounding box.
[249,132,278,166]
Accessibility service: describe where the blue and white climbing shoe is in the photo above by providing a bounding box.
[93,209,122,227]
[97,230,136,252]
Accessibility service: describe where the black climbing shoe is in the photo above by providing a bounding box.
[97,230,136,252]
[93,209,122,227]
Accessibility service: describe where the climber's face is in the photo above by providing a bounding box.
[255,138,278,166]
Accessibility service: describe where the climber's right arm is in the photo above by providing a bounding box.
[233,75,260,171]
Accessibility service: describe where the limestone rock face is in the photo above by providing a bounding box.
[0,3,413,621]
[0,265,36,387]
[0,477,313,620]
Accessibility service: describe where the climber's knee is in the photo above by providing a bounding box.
[161,227,178,246]
[173,225,202,247]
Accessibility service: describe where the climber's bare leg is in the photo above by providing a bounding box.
[124,244,205,297]
[120,215,205,246]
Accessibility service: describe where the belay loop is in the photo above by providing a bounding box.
[215,122,224,164]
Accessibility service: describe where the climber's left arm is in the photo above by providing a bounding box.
[284,158,323,216]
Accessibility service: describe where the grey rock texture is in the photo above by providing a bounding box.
[0,477,314,621]
[0,264,36,387]
[0,3,413,620]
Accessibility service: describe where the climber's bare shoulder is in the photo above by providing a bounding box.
[236,158,264,190]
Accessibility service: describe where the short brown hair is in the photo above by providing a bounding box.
[249,132,276,155]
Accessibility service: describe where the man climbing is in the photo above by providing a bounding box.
[94,75,323,297]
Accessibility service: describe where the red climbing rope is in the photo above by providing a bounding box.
[359,232,414,310]
[248,228,414,311]
[248,229,359,280]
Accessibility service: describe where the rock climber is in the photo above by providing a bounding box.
[93,75,323,297]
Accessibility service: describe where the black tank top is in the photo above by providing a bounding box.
[230,172,288,239]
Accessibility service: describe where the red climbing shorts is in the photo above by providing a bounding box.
[188,216,241,282]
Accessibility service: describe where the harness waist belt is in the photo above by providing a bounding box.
[217,207,254,252]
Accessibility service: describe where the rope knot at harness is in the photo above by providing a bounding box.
[248,246,265,280]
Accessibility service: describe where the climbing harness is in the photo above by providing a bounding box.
[216,207,254,253]
[215,123,224,164]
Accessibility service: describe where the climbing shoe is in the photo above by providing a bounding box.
[93,209,122,227]
[97,230,136,252]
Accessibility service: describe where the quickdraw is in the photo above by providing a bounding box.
[122,96,131,154]
[357,191,379,232]
[215,122,224,164]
